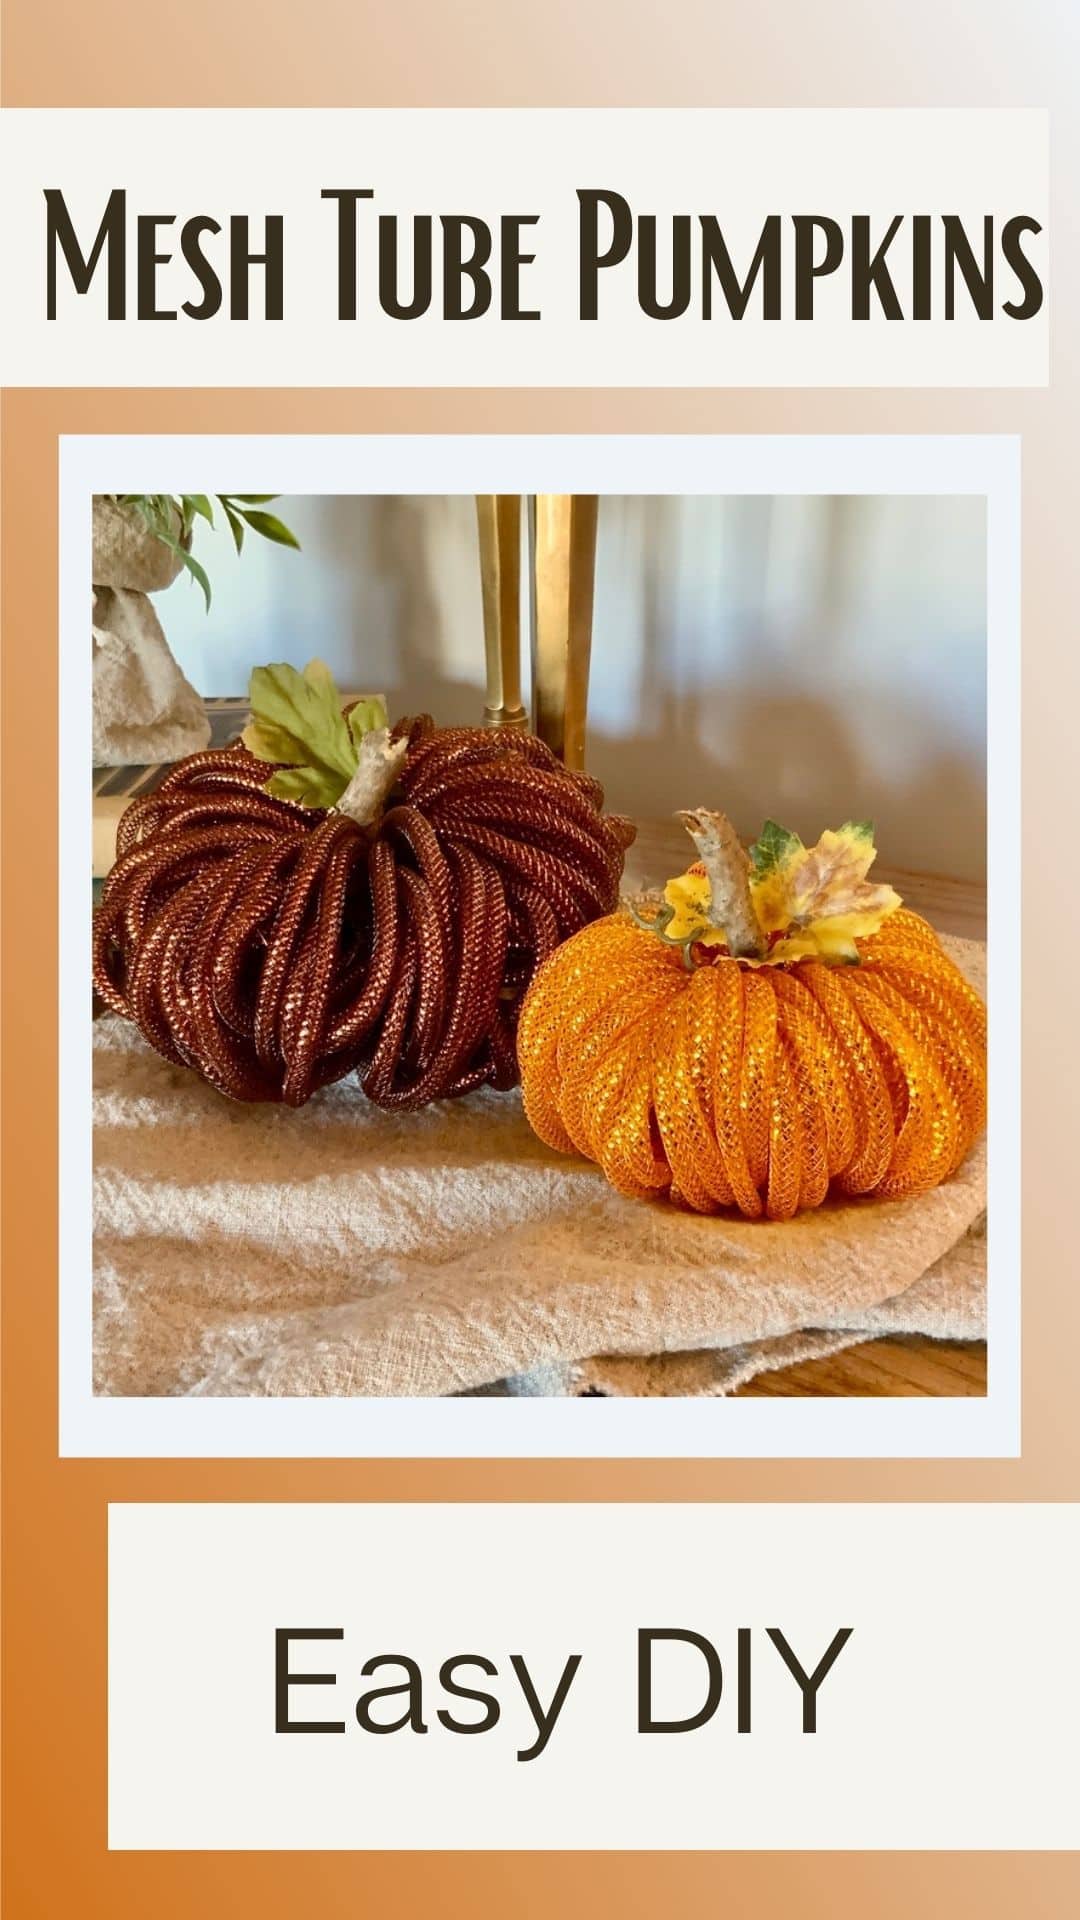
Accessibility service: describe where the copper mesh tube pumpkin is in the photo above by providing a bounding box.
[93,662,634,1109]
[517,808,986,1219]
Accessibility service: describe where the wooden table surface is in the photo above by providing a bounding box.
[626,820,987,1399]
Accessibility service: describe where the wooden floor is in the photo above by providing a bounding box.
[628,821,988,1399]
[735,1336,986,1397]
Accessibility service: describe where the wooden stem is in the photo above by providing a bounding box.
[333,730,409,828]
[675,808,767,959]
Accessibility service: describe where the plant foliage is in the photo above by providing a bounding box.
[110,493,300,610]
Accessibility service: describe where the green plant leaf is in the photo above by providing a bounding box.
[149,521,212,610]
[347,696,390,750]
[175,544,212,611]
[110,492,298,612]
[263,765,343,808]
[748,818,804,877]
[238,509,301,550]
[241,659,357,809]
[221,499,246,555]
[239,714,308,762]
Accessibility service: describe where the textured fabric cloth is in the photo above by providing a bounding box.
[92,936,985,1399]
[484,1217,985,1396]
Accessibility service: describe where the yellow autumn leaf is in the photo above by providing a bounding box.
[785,822,877,916]
[661,866,727,947]
[750,856,802,933]
[750,818,900,949]
[769,915,864,965]
[647,815,902,969]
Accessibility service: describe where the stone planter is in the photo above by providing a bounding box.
[92,496,190,592]
[91,497,212,767]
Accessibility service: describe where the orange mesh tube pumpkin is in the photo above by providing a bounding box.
[517,807,986,1219]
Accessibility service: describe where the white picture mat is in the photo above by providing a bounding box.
[62,433,1018,1457]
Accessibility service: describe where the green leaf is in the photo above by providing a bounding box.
[112,492,298,605]
[240,714,307,762]
[749,818,804,877]
[238,509,301,550]
[150,522,211,611]
[186,494,215,528]
[347,696,389,750]
[176,545,212,611]
[264,764,345,809]
[221,500,246,556]
[242,659,357,809]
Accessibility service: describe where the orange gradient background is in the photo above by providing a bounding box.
[3,2,1080,1911]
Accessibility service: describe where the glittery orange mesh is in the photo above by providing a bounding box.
[516,907,986,1218]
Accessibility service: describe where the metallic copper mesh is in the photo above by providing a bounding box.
[517,907,986,1218]
[94,719,635,1109]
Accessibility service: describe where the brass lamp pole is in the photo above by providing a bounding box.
[476,493,599,769]
[528,494,598,771]
[475,495,529,732]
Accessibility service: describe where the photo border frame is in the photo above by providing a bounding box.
[60,432,1019,1458]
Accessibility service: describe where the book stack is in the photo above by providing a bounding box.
[93,697,249,881]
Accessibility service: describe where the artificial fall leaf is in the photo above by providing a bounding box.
[651,816,901,968]
[241,659,361,809]
[256,764,332,807]
[752,819,901,957]
[746,818,807,934]
[654,865,727,954]
[347,696,390,753]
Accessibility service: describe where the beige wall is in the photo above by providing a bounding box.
[166,492,986,881]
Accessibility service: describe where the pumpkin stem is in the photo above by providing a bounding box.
[332,728,409,829]
[675,808,767,960]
